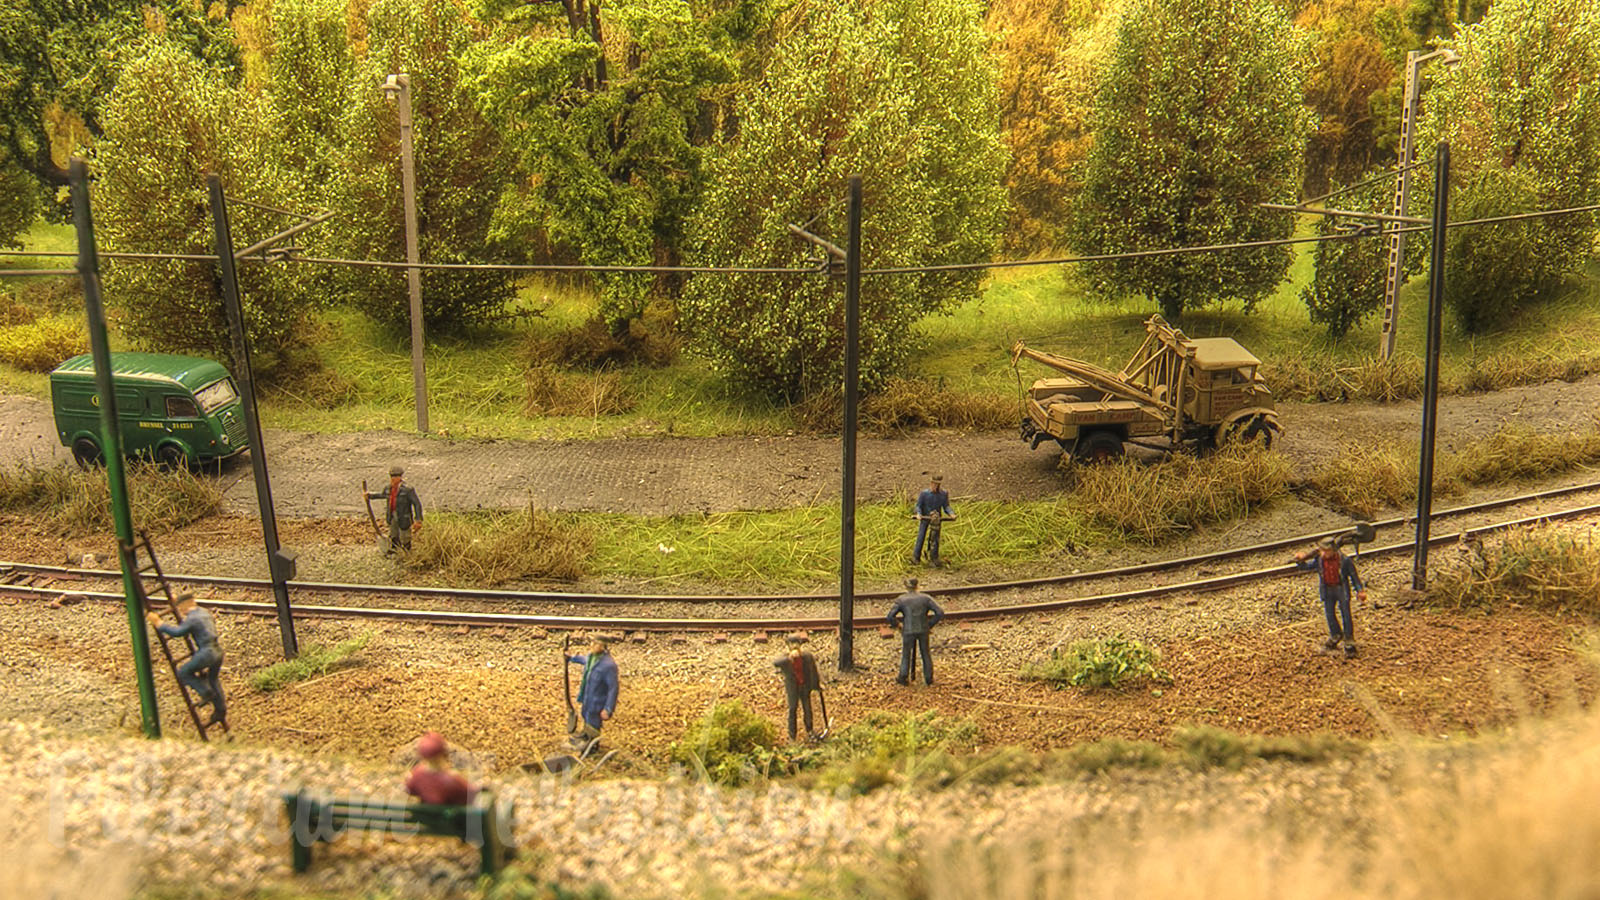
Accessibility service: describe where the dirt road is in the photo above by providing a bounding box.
[3,374,1597,517]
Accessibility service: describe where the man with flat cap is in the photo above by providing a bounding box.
[1293,535,1367,658]
[888,577,945,685]
[366,464,424,555]
[773,632,823,741]
[566,633,620,749]
[911,474,955,567]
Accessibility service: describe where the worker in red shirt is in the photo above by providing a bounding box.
[1293,536,1367,658]
[404,732,477,805]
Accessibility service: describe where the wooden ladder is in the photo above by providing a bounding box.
[133,531,229,741]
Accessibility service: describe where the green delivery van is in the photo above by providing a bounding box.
[49,352,250,468]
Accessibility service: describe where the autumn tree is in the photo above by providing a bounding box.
[1296,0,1406,196]
[680,0,1007,400]
[987,0,1116,253]
[1418,0,1600,332]
[466,0,779,329]
[1070,0,1313,320]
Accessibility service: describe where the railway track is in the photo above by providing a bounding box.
[3,482,1599,631]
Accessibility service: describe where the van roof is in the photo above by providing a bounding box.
[51,353,233,393]
[1189,338,1261,371]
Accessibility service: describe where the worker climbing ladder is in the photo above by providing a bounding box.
[133,531,230,741]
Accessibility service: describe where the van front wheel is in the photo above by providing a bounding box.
[71,437,103,469]
[157,443,189,471]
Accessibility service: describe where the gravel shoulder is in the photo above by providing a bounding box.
[3,373,1598,517]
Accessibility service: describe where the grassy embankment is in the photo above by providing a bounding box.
[7,221,1600,440]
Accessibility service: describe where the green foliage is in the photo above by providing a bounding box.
[467,0,775,328]
[1070,0,1313,320]
[320,0,518,335]
[1173,725,1359,769]
[680,0,1007,400]
[0,314,85,372]
[250,633,373,692]
[1296,0,1403,195]
[811,711,981,794]
[483,865,613,900]
[94,41,310,362]
[669,700,783,786]
[1418,0,1600,333]
[1300,176,1389,338]
[1022,635,1171,690]
[0,145,38,248]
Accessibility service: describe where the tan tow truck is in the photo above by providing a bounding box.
[1010,314,1281,462]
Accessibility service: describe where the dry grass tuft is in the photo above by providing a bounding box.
[0,291,37,327]
[260,348,359,408]
[403,504,593,584]
[1068,446,1290,543]
[0,462,222,536]
[1428,524,1600,616]
[1303,441,1420,518]
[1448,424,1600,486]
[1454,351,1600,393]
[0,315,87,372]
[1263,352,1422,403]
[794,379,1017,435]
[522,364,635,417]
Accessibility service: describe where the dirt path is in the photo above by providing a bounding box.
[3,374,1598,517]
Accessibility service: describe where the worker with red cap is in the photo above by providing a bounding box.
[404,732,477,805]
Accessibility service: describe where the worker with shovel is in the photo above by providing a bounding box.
[1291,524,1374,659]
[773,632,829,742]
[565,633,619,752]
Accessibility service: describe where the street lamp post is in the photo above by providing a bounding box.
[382,73,428,433]
[1378,48,1460,362]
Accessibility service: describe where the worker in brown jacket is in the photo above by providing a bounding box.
[773,633,822,741]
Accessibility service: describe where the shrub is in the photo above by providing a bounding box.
[402,505,592,585]
[1022,635,1171,690]
[811,711,981,794]
[669,700,784,786]
[1300,176,1392,339]
[0,316,88,372]
[1049,737,1169,774]
[1067,446,1289,543]
[250,634,372,692]
[526,310,680,371]
[0,462,222,536]
[1428,524,1600,616]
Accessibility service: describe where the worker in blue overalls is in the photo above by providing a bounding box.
[566,634,619,751]
[911,474,956,567]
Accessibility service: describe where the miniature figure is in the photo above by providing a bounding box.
[404,731,477,805]
[145,592,226,725]
[365,464,423,555]
[566,634,620,749]
[888,577,945,685]
[773,632,823,741]
[911,475,955,567]
[1293,536,1367,658]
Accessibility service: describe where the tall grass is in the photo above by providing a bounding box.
[402,504,594,584]
[1428,524,1600,616]
[0,462,222,536]
[1067,446,1290,543]
[1306,425,1600,517]
[871,704,1600,900]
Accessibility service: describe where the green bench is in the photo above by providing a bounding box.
[282,789,516,877]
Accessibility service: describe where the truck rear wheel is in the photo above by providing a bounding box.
[1074,430,1125,463]
[71,437,103,469]
[157,443,190,471]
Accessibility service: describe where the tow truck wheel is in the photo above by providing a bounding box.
[1219,414,1276,450]
[1075,430,1125,463]
[71,437,103,469]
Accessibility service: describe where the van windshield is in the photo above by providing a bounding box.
[194,378,239,414]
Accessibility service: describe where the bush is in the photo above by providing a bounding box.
[0,316,87,372]
[669,700,784,786]
[1174,725,1358,769]
[1022,635,1171,690]
[1067,446,1289,543]
[0,462,223,536]
[811,711,981,794]
[250,634,372,692]
[1428,524,1600,616]
[402,505,592,585]
[1049,737,1169,774]
[1300,176,1393,339]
